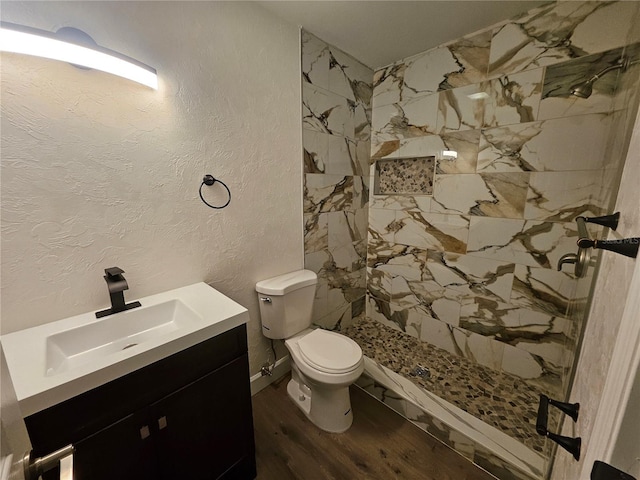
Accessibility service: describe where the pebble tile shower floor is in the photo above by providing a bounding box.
[343,317,555,454]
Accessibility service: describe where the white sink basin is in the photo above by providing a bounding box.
[45,300,202,376]
[1,282,249,416]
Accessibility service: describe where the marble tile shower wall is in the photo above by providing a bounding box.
[302,30,373,330]
[367,0,640,395]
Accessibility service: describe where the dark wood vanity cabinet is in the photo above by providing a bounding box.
[25,325,257,480]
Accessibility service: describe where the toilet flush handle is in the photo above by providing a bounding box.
[260,296,272,304]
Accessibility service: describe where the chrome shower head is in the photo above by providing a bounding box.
[569,79,594,99]
[569,57,634,99]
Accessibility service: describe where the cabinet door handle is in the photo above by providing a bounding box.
[158,416,168,430]
[140,425,151,439]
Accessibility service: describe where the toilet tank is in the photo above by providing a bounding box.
[255,270,317,340]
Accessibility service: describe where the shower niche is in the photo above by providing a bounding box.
[373,156,435,196]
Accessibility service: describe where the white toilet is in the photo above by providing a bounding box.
[256,269,364,433]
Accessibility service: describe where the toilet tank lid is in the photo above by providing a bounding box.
[255,270,317,295]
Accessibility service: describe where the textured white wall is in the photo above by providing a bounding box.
[0,1,303,375]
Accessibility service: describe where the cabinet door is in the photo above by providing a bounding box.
[73,410,159,480]
[151,355,255,480]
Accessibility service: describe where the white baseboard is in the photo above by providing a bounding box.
[250,355,291,396]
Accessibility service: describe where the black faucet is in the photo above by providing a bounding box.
[95,267,142,318]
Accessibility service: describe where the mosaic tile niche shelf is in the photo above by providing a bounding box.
[374,156,435,195]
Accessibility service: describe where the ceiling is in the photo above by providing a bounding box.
[257,1,547,69]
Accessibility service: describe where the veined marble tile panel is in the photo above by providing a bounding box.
[302,29,373,106]
[437,83,488,132]
[368,208,397,244]
[501,342,544,379]
[500,343,562,393]
[511,265,577,318]
[513,337,570,370]
[437,69,542,133]
[483,69,543,128]
[437,131,481,174]
[432,173,530,218]
[327,266,366,312]
[355,139,370,174]
[390,275,461,328]
[352,175,369,211]
[372,94,439,142]
[367,295,409,333]
[303,212,328,254]
[367,267,393,303]
[325,135,357,176]
[306,250,330,321]
[304,174,354,214]
[394,210,469,254]
[425,251,516,304]
[329,46,373,105]
[467,217,579,269]
[329,209,367,247]
[314,302,351,331]
[408,310,510,373]
[488,1,638,76]
[372,130,480,174]
[367,240,428,280]
[402,31,491,99]
[303,82,354,139]
[353,102,371,142]
[352,296,366,320]
[302,29,330,89]
[464,328,506,371]
[372,63,405,109]
[330,240,365,273]
[418,313,466,354]
[524,170,604,221]
[303,129,359,175]
[369,193,432,211]
[303,129,327,173]
[478,122,543,172]
[478,114,612,172]
[459,300,571,359]
[327,211,368,270]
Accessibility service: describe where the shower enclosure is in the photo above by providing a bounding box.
[301,2,640,479]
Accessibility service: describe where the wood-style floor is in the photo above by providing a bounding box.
[251,375,496,480]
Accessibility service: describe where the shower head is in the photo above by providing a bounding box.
[569,57,634,99]
[569,79,594,99]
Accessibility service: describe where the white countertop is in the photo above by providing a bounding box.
[1,282,249,416]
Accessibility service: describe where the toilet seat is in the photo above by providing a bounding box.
[297,329,362,374]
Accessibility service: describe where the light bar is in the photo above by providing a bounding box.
[0,22,157,89]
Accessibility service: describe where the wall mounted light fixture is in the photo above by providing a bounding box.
[0,22,157,89]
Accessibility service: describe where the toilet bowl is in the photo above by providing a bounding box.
[255,270,364,433]
[285,328,364,433]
